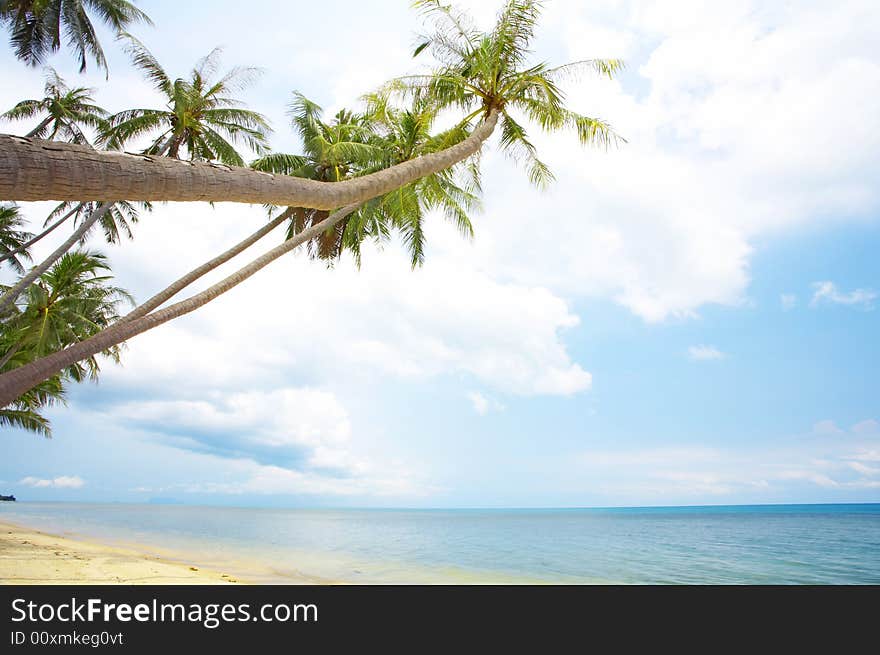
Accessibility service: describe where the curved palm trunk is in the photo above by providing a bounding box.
[0,111,499,209]
[0,203,84,266]
[25,117,53,138]
[0,203,112,313]
[0,203,361,406]
[117,208,293,324]
[0,340,23,370]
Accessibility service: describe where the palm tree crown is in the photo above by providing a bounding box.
[252,92,481,267]
[101,35,272,166]
[0,249,132,435]
[1,67,108,144]
[400,0,624,187]
[1,249,132,380]
[0,0,151,73]
[0,203,34,275]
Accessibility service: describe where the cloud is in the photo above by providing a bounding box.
[466,0,880,322]
[687,345,726,361]
[810,281,877,309]
[813,420,844,436]
[852,419,880,436]
[780,294,797,310]
[467,391,504,416]
[96,212,592,398]
[20,476,85,489]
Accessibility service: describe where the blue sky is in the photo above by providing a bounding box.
[1,0,878,507]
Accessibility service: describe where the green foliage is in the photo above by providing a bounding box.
[252,91,480,268]
[0,0,152,73]
[0,250,133,435]
[396,0,625,188]
[101,35,272,166]
[0,67,109,144]
[0,203,34,275]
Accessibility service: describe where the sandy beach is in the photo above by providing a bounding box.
[0,520,243,585]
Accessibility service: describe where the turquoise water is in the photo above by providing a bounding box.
[2,502,879,584]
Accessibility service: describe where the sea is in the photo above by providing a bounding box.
[2,502,879,584]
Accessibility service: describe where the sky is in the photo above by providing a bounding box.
[1,0,879,508]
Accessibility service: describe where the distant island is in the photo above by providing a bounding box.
[0,495,16,502]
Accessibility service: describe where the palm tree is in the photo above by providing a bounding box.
[0,375,64,437]
[0,70,139,275]
[101,35,271,166]
[252,92,481,268]
[0,249,131,373]
[403,0,624,186]
[251,93,386,261]
[0,203,34,275]
[1,67,108,143]
[0,249,131,434]
[0,0,624,406]
[0,0,152,73]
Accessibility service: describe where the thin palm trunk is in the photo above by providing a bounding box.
[0,203,84,266]
[25,117,53,138]
[0,111,499,209]
[0,203,112,313]
[0,202,361,406]
[0,340,23,369]
[117,208,292,324]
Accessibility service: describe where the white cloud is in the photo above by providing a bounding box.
[687,345,725,361]
[467,391,504,416]
[810,281,877,309]
[20,476,85,489]
[468,391,490,416]
[852,419,880,436]
[93,207,591,398]
[780,294,797,310]
[813,420,844,436]
[463,0,880,322]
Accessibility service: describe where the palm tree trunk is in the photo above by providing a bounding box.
[117,208,293,324]
[0,203,361,407]
[0,111,499,209]
[0,203,84,266]
[0,203,112,313]
[0,340,24,370]
[25,117,53,138]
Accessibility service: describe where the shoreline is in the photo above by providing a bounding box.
[0,519,253,585]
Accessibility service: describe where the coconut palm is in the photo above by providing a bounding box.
[0,250,132,376]
[402,0,624,187]
[0,249,131,435]
[0,0,624,407]
[100,35,271,166]
[0,375,64,436]
[0,0,151,73]
[251,92,480,267]
[1,67,108,143]
[0,203,34,275]
[251,93,385,261]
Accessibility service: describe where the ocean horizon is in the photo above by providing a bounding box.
[2,501,878,584]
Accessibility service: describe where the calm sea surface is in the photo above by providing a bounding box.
[2,503,878,584]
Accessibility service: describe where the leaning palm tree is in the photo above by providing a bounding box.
[0,203,34,275]
[101,35,271,166]
[1,67,108,143]
[0,0,623,407]
[0,0,151,73]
